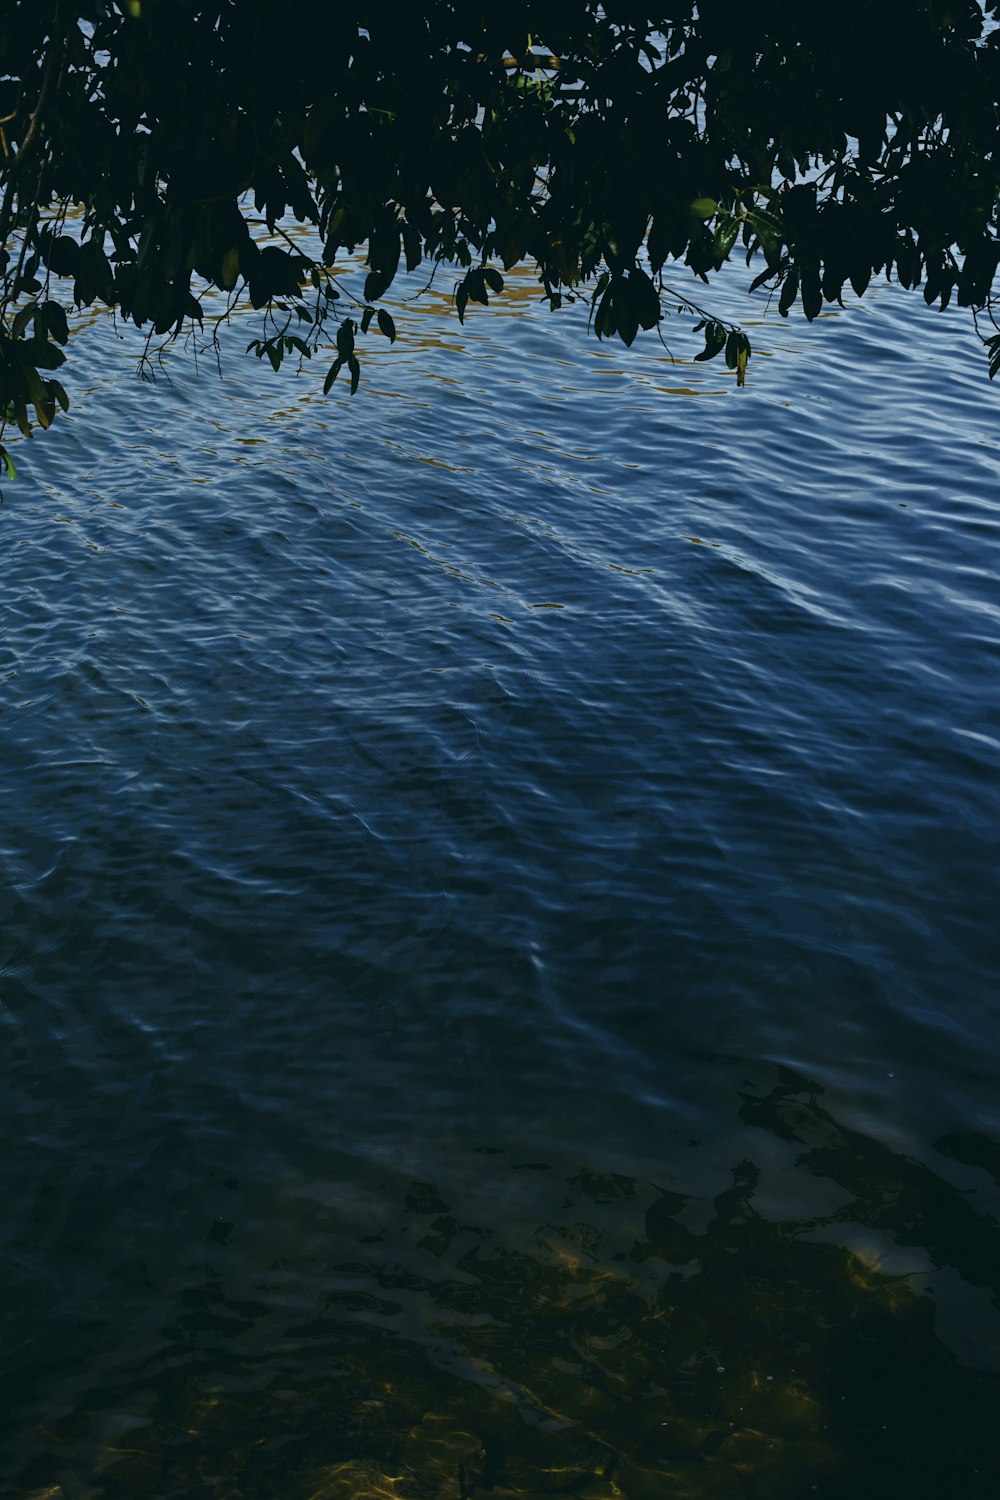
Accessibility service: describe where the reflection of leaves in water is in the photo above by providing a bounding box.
[19,1072,1000,1499]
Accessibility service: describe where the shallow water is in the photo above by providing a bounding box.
[3,262,1000,1498]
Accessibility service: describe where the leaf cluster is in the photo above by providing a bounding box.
[2,0,1000,471]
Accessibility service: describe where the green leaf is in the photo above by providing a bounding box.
[12,305,35,339]
[713,217,740,268]
[757,225,781,266]
[693,321,727,362]
[24,364,49,409]
[689,197,718,221]
[735,333,751,387]
[221,246,241,291]
[0,445,17,480]
[747,211,782,267]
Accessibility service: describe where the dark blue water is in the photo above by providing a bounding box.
[4,265,1000,1497]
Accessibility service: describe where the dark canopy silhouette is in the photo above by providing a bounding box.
[1,0,999,472]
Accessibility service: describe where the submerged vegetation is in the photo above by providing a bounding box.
[15,1070,1000,1499]
[2,2,1000,473]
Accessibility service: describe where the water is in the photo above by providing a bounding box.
[3,263,1000,1498]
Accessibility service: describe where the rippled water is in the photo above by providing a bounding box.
[3,263,1000,1498]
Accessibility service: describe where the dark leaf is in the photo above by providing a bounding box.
[42,302,69,345]
[631,269,661,330]
[801,269,822,321]
[28,341,67,370]
[402,221,422,274]
[749,264,777,294]
[594,286,616,339]
[618,304,640,347]
[365,269,392,302]
[693,321,727,361]
[778,270,800,317]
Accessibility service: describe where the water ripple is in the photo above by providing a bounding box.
[2,257,1000,1492]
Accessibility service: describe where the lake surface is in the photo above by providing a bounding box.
[3,260,1000,1499]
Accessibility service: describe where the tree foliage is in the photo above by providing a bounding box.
[2,0,1000,472]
